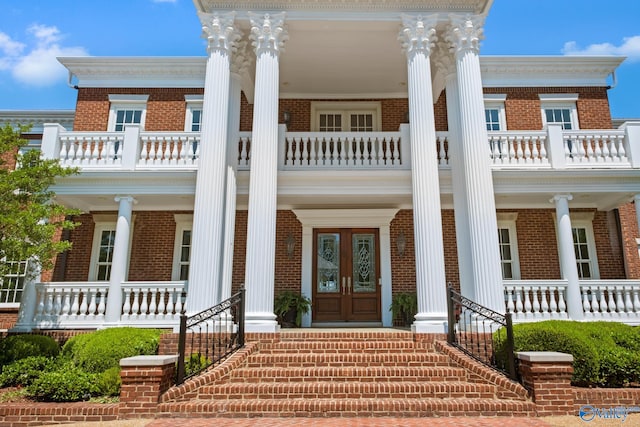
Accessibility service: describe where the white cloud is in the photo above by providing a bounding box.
[0,24,88,87]
[562,35,640,62]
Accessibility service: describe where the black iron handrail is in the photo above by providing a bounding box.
[446,285,517,380]
[176,288,245,385]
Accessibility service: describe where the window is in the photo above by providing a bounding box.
[184,95,203,132]
[89,214,133,281]
[540,94,579,130]
[484,94,506,131]
[1,260,28,306]
[172,214,193,281]
[107,95,148,132]
[311,102,381,132]
[497,213,520,280]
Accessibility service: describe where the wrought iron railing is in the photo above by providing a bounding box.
[446,285,517,380]
[176,288,245,385]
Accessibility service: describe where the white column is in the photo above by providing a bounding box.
[552,194,583,320]
[104,195,135,325]
[399,15,448,333]
[220,41,250,302]
[187,12,240,314]
[11,261,41,332]
[244,12,288,332]
[434,43,474,300]
[445,15,503,313]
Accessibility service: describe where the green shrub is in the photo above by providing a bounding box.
[62,327,161,373]
[0,334,60,367]
[27,364,98,402]
[96,366,122,397]
[183,353,211,378]
[0,356,53,387]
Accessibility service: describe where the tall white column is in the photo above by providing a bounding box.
[445,15,503,313]
[552,194,583,320]
[104,195,135,325]
[220,41,250,302]
[399,15,448,333]
[434,43,474,300]
[244,12,288,332]
[187,12,239,314]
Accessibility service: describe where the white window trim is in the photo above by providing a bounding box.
[0,259,30,308]
[310,101,381,132]
[88,214,134,281]
[184,95,203,132]
[172,214,193,281]
[484,94,507,131]
[107,94,149,132]
[497,212,521,280]
[539,93,580,130]
[552,211,600,280]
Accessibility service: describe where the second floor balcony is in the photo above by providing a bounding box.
[41,122,640,173]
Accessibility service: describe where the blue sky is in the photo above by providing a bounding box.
[1,0,639,118]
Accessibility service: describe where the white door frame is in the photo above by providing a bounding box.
[293,209,399,327]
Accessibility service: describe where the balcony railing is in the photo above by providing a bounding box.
[504,279,640,324]
[41,122,640,172]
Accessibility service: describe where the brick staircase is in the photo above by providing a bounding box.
[158,330,534,418]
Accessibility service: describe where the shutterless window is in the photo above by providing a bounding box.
[350,113,374,132]
[498,228,515,279]
[1,260,28,304]
[96,230,116,281]
[545,108,573,130]
[178,230,191,281]
[573,227,593,279]
[485,108,501,131]
[319,114,342,132]
[114,109,142,132]
[190,109,202,132]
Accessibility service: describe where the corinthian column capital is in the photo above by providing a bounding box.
[399,14,439,58]
[249,12,288,56]
[198,11,241,54]
[432,40,456,77]
[445,14,484,56]
[230,37,251,76]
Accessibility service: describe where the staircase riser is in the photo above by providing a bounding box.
[227,375,468,383]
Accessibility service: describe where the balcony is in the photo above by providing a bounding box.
[41,122,640,173]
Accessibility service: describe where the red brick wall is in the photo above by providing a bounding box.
[62,213,96,281]
[483,87,611,130]
[232,210,248,293]
[618,202,640,279]
[128,212,177,281]
[74,88,204,131]
[593,210,626,279]
[0,309,18,330]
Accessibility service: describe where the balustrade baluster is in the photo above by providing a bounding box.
[382,137,390,165]
[170,138,179,165]
[523,136,532,164]
[35,287,46,323]
[240,137,248,165]
[61,289,71,316]
[148,138,157,165]
[617,135,627,162]
[140,288,149,317]
[79,288,89,316]
[514,137,524,163]
[395,137,402,165]
[539,136,548,163]
[131,289,141,317]
[600,136,611,162]
[506,287,515,314]
[88,290,97,316]
[590,287,600,317]
[607,286,617,316]
[577,136,587,162]
[59,140,69,164]
[531,136,541,163]
[44,290,54,322]
[97,139,107,164]
[608,136,619,162]
[531,288,541,318]
[148,288,158,316]
[540,286,550,318]
[89,139,99,165]
[582,288,592,317]
[490,137,499,164]
[588,136,598,161]
[549,286,558,318]
[52,290,62,320]
[598,286,608,314]
[194,140,201,164]
[70,289,80,316]
[157,289,166,317]
[508,136,516,164]
[122,287,131,317]
[523,287,533,318]
[615,286,625,317]
[178,138,188,165]
[624,287,633,316]
[285,137,294,166]
[97,288,106,316]
[174,287,183,315]
[515,288,524,317]
[633,289,640,314]
[558,288,567,317]
[437,136,445,165]
[140,139,149,165]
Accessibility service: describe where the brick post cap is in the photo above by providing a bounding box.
[120,355,178,367]
[517,351,574,363]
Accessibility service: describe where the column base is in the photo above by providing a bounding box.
[9,324,34,333]
[411,312,448,334]
[245,312,280,333]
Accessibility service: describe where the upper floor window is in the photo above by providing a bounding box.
[497,213,520,280]
[311,102,381,132]
[184,95,203,132]
[484,94,507,131]
[540,94,579,130]
[107,95,149,132]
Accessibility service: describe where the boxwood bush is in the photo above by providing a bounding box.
[495,320,640,387]
[0,334,60,367]
[62,327,161,373]
[27,361,99,402]
[0,356,54,387]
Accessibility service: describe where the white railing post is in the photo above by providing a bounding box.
[546,124,566,170]
[41,124,65,160]
[399,124,411,169]
[122,125,141,170]
[278,124,287,170]
[621,122,640,168]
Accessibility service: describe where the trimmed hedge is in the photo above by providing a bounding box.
[0,356,54,387]
[27,362,98,402]
[0,334,60,367]
[495,320,640,387]
[62,327,161,373]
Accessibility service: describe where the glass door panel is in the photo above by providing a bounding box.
[352,233,376,293]
[317,233,340,293]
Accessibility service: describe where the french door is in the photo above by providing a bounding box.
[313,229,381,322]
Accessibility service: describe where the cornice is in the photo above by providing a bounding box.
[195,0,493,15]
[0,110,75,132]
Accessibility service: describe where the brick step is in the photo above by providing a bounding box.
[197,381,500,400]
[246,352,452,367]
[260,340,429,353]
[226,366,469,382]
[278,331,415,342]
[158,397,536,418]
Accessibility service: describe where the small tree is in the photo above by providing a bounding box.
[0,124,78,279]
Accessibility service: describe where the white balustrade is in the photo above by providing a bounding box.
[32,281,186,329]
[138,133,200,167]
[503,280,569,322]
[488,131,548,166]
[563,131,627,166]
[580,280,640,323]
[58,133,123,166]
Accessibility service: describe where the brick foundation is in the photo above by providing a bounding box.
[517,352,575,416]
[119,355,178,418]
